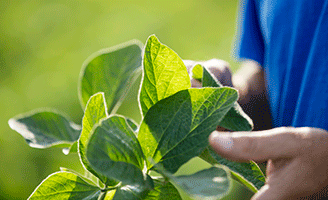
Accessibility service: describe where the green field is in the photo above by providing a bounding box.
[0,1,250,199]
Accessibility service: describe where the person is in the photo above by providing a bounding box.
[186,0,328,199]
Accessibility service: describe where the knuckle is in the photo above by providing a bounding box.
[279,127,313,153]
[298,127,313,135]
[205,59,230,70]
[275,126,294,134]
[190,79,202,88]
[183,60,196,71]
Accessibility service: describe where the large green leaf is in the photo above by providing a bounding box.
[8,109,81,149]
[28,172,101,200]
[139,35,191,116]
[138,87,238,172]
[159,166,231,200]
[78,92,117,186]
[79,40,143,114]
[86,115,147,186]
[192,64,253,131]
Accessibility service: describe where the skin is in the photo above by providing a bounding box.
[184,59,328,199]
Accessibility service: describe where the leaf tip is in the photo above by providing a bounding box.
[8,117,16,130]
[147,34,160,44]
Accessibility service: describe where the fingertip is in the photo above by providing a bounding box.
[209,131,261,162]
[209,131,234,152]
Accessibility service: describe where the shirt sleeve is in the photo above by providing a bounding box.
[235,0,265,66]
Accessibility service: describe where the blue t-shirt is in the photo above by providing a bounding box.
[236,0,328,130]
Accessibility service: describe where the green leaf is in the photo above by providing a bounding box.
[78,92,117,186]
[205,147,265,190]
[108,175,153,200]
[79,40,143,114]
[193,64,253,131]
[191,64,203,82]
[144,178,182,200]
[86,115,147,186]
[103,177,181,200]
[138,87,238,172]
[198,148,256,193]
[193,65,264,191]
[159,166,231,200]
[8,109,81,149]
[59,167,98,187]
[28,171,101,200]
[139,35,191,116]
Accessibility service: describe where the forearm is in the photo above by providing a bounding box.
[232,60,272,130]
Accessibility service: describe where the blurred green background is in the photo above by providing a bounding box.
[0,0,250,199]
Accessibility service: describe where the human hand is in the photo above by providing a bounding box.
[183,59,233,88]
[209,127,328,200]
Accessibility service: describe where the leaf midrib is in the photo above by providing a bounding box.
[157,90,220,159]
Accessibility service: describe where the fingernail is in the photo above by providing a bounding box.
[210,132,233,151]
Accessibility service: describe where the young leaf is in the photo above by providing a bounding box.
[79,40,143,114]
[158,165,231,200]
[28,171,101,200]
[138,87,238,172]
[8,109,81,149]
[191,64,203,82]
[139,35,191,116]
[78,92,117,186]
[86,115,147,186]
[192,64,253,131]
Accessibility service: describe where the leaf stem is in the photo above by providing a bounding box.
[98,191,106,200]
[99,183,122,200]
[101,182,122,192]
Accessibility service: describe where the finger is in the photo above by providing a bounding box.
[202,59,232,86]
[216,126,228,132]
[190,78,202,88]
[182,60,196,73]
[209,127,310,162]
[251,185,287,200]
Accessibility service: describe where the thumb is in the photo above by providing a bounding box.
[209,127,308,162]
[251,185,287,200]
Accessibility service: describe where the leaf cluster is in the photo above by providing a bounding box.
[9,35,264,199]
